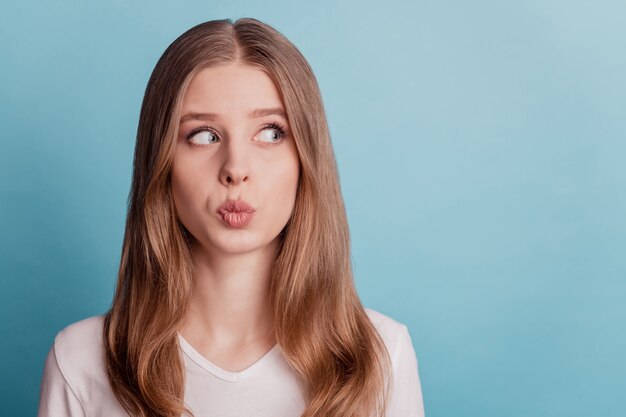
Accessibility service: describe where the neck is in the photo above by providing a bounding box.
[179,238,279,348]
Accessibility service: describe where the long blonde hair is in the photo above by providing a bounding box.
[104,17,391,417]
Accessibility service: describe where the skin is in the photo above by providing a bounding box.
[172,61,300,372]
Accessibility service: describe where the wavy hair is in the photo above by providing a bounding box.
[103,17,391,417]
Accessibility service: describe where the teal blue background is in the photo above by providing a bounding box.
[1,1,625,416]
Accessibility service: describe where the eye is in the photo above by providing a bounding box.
[255,123,287,144]
[186,127,220,145]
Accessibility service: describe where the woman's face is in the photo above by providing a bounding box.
[171,62,300,256]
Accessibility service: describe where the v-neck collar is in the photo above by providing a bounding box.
[177,333,281,382]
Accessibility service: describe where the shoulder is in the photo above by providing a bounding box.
[364,307,413,360]
[54,314,106,371]
[364,307,406,334]
[364,307,425,416]
[40,314,130,416]
[52,315,111,400]
[54,314,106,345]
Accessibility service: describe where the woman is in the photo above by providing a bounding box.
[37,17,425,417]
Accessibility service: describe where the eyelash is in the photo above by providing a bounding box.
[185,122,288,147]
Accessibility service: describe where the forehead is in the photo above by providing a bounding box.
[180,62,284,116]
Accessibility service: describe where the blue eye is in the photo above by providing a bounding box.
[184,122,288,147]
[186,127,219,145]
[257,127,283,143]
[256,123,287,144]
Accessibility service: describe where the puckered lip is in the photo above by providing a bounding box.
[216,199,256,215]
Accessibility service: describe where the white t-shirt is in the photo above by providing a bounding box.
[37,308,425,417]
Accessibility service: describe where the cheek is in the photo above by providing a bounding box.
[268,155,300,205]
[170,173,190,221]
[170,163,205,214]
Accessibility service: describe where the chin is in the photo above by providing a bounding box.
[209,231,274,255]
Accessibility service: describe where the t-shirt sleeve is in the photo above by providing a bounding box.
[387,324,425,417]
[37,342,86,417]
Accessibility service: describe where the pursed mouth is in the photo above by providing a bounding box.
[217,199,256,215]
[219,211,254,228]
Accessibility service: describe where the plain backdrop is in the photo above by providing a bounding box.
[1,1,625,416]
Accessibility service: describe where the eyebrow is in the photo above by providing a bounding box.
[179,107,287,124]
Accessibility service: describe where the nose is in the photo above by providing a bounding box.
[218,135,250,187]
